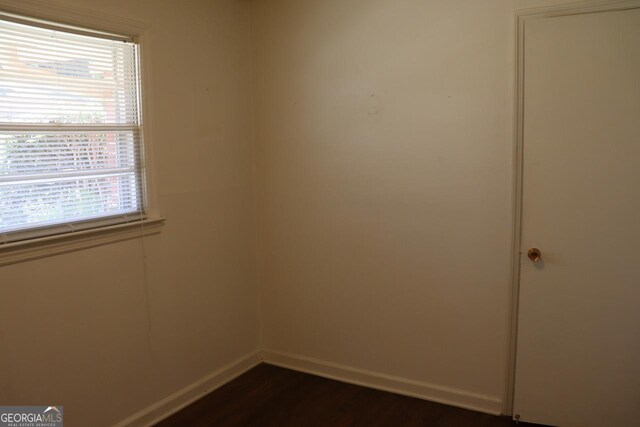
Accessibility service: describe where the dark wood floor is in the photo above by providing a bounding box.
[156,364,540,427]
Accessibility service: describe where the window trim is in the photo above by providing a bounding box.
[0,10,134,42]
[0,217,165,266]
[0,0,150,40]
[0,0,163,264]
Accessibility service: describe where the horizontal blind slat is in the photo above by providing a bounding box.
[0,16,144,237]
[1,174,141,230]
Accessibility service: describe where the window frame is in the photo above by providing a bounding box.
[0,1,163,264]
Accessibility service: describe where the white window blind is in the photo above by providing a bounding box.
[0,16,144,243]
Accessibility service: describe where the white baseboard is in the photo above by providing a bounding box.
[113,349,503,426]
[113,351,262,427]
[262,350,503,416]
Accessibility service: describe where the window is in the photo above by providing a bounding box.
[0,14,145,243]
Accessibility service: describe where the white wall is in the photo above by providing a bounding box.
[0,1,259,426]
[251,0,583,410]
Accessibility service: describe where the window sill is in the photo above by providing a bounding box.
[0,217,165,267]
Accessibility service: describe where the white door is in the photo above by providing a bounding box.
[514,7,640,427]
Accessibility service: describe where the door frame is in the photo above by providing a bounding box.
[504,0,640,416]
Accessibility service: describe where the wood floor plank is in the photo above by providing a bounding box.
[155,364,540,427]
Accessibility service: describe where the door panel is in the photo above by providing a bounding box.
[514,8,640,427]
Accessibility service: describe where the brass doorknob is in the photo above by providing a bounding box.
[527,248,542,262]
